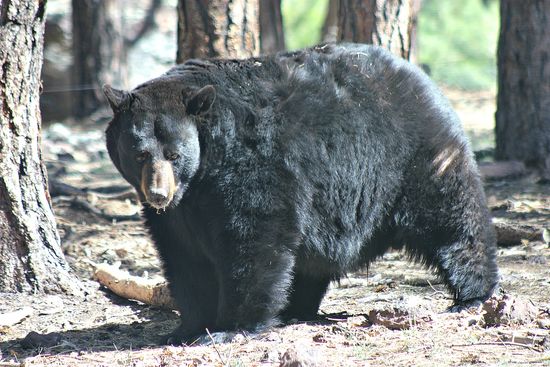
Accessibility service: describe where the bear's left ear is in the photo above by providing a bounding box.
[186,85,216,116]
[103,84,132,112]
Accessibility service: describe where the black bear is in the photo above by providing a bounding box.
[103,43,498,344]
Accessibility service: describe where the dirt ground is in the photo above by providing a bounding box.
[0,90,549,366]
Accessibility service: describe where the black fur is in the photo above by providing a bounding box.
[104,43,498,343]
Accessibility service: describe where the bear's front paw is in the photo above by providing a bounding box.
[189,331,245,346]
[447,299,483,313]
[162,326,197,346]
[163,326,246,346]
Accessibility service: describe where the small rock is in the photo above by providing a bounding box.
[115,248,128,258]
[312,333,326,343]
[279,348,318,367]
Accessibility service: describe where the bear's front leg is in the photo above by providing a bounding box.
[158,247,220,345]
[213,239,296,333]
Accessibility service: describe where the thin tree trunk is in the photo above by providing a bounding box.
[337,0,419,60]
[71,0,127,118]
[176,0,260,62]
[259,0,285,54]
[322,0,339,43]
[495,0,550,177]
[0,0,80,294]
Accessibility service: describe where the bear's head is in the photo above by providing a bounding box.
[103,81,216,210]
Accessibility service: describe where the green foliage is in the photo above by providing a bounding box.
[418,0,499,90]
[282,0,329,51]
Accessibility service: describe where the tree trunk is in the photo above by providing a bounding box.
[322,0,340,43]
[0,0,80,294]
[259,0,285,54]
[176,0,260,63]
[495,0,550,177]
[337,0,419,60]
[71,0,127,118]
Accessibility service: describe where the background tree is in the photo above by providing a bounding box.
[322,0,339,43]
[259,0,285,54]
[176,0,260,62]
[71,0,161,118]
[336,0,420,60]
[71,0,126,118]
[0,0,80,293]
[495,0,550,178]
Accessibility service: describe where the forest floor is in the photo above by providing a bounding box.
[0,90,549,366]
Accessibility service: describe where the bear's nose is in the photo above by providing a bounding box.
[148,188,169,206]
[150,187,168,198]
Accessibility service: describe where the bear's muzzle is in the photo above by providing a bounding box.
[140,159,176,210]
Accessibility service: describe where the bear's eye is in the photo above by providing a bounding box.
[136,151,149,163]
[166,152,180,161]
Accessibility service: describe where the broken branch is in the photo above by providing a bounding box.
[93,263,176,310]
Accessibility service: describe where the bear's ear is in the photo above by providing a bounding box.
[103,84,130,111]
[186,85,216,116]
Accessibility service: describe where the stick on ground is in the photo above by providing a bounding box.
[94,263,177,310]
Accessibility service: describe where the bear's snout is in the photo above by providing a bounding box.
[140,160,176,209]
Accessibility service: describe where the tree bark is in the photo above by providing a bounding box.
[337,0,419,60]
[71,0,127,118]
[259,0,285,54]
[0,0,80,294]
[176,0,260,63]
[495,0,550,177]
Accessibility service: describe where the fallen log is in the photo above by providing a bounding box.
[94,263,176,310]
[493,220,544,247]
[479,161,526,180]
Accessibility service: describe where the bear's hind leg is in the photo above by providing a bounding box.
[399,171,499,309]
[436,232,497,307]
[436,228,497,309]
[405,227,498,309]
[280,272,331,322]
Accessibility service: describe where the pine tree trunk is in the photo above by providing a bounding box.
[71,0,127,118]
[0,0,81,294]
[259,0,285,54]
[495,0,550,176]
[337,0,419,60]
[176,0,260,62]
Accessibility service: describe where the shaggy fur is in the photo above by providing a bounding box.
[104,43,499,343]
